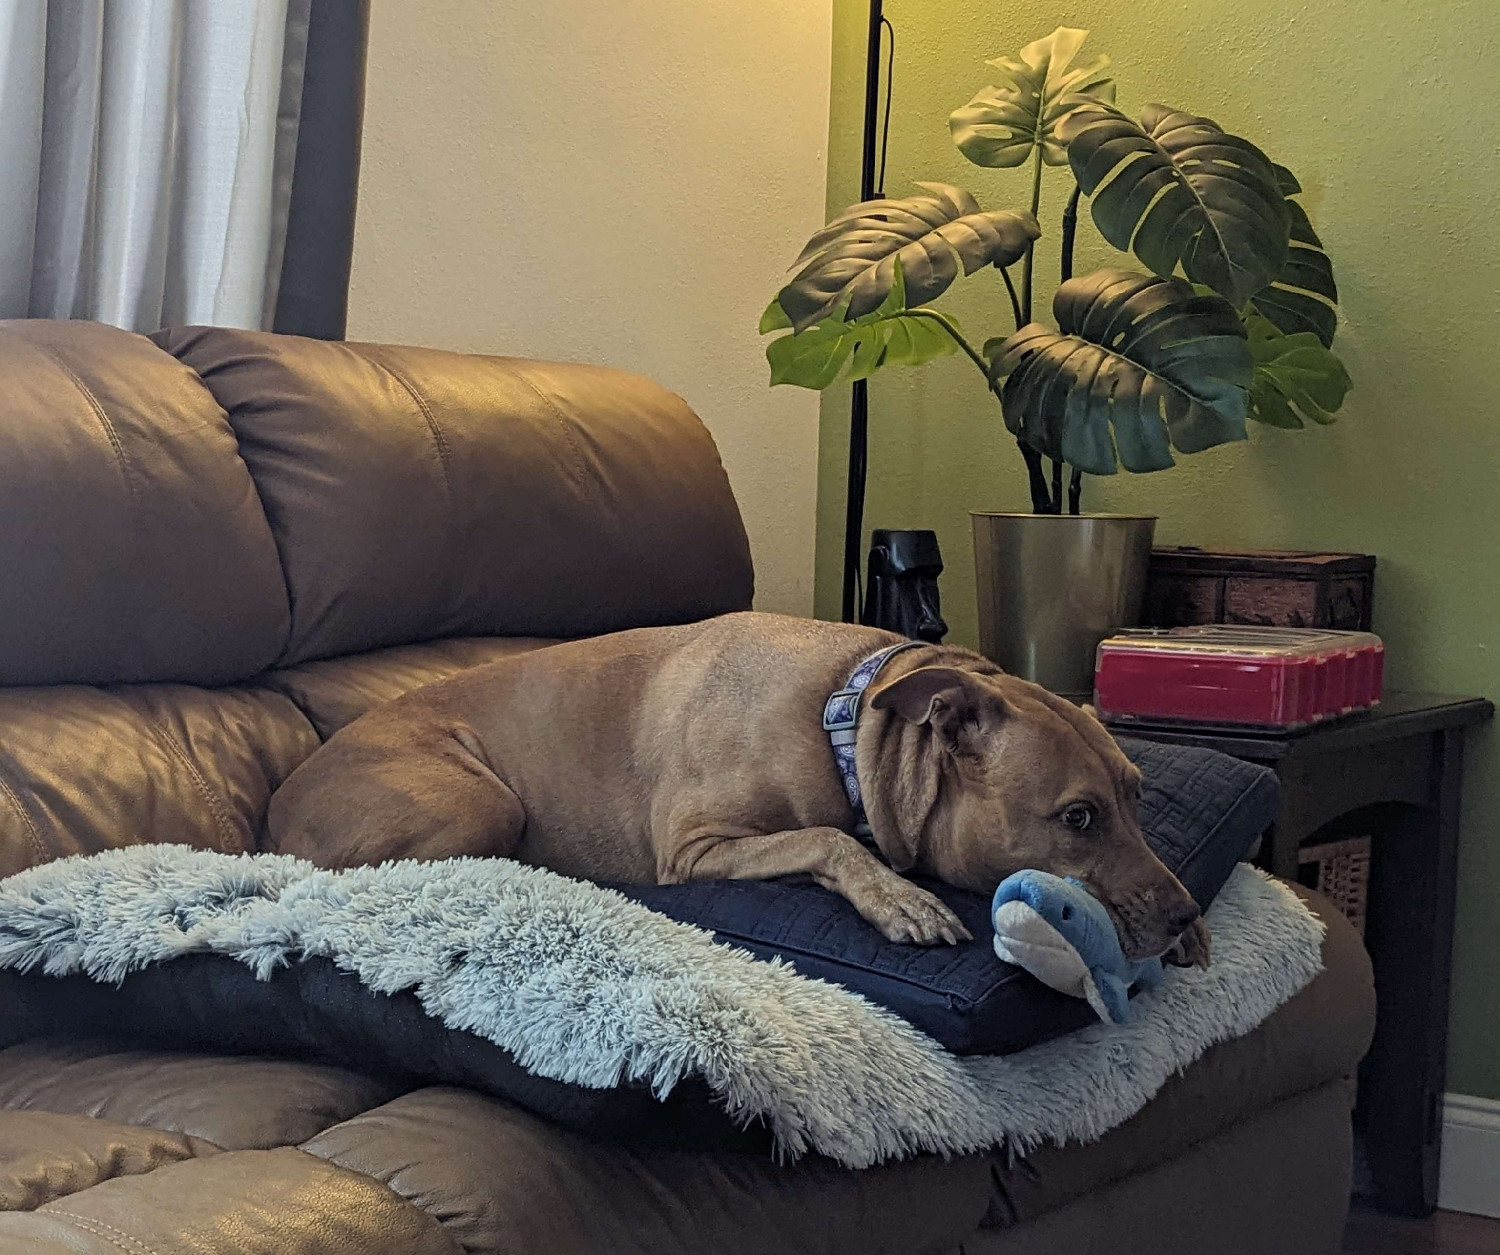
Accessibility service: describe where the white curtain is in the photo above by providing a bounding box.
[0,0,309,331]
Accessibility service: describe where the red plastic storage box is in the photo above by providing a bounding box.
[1094,626,1385,731]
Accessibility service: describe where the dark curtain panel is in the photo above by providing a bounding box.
[273,0,370,340]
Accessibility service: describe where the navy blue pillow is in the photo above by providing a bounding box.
[620,739,1278,1056]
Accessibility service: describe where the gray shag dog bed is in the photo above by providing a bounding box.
[0,847,1323,1167]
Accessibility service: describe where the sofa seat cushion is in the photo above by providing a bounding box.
[0,893,1370,1255]
[0,1111,221,1210]
[951,1082,1356,1255]
[0,1145,463,1255]
[621,737,1280,1054]
[302,1087,993,1255]
[0,1038,405,1150]
[0,959,760,1152]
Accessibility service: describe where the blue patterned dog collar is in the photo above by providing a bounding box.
[823,640,924,838]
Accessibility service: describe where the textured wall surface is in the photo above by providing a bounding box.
[818,0,1500,1096]
[348,2,834,615]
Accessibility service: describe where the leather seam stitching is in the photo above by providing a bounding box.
[3,331,141,506]
[509,367,600,507]
[45,1212,164,1255]
[371,356,454,504]
[0,769,47,866]
[140,715,241,854]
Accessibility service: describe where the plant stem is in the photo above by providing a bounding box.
[1014,149,1052,514]
[1019,443,1054,514]
[908,306,1054,513]
[1050,186,1087,515]
[1000,267,1024,331]
[1020,145,1045,325]
[1060,183,1081,284]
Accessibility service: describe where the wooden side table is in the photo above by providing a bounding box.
[1109,693,1494,1217]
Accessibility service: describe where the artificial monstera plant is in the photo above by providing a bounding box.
[761,27,1351,514]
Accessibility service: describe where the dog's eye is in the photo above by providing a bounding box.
[1061,803,1094,831]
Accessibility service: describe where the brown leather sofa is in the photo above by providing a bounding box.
[0,320,1374,1255]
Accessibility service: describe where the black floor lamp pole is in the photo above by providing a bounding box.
[840,0,885,623]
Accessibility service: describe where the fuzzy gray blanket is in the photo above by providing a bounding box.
[0,847,1322,1168]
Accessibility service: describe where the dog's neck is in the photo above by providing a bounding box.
[822,641,924,846]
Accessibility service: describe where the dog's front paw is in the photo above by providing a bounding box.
[856,877,973,946]
[1166,916,1212,969]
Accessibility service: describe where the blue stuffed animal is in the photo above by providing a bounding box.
[990,870,1165,1025]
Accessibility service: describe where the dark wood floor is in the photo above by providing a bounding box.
[1344,1207,1500,1254]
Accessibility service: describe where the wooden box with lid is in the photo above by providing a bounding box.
[1142,547,1376,631]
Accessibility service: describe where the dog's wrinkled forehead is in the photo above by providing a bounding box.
[994,680,1140,791]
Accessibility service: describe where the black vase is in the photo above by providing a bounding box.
[861,529,947,643]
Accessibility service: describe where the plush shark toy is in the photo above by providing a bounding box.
[990,870,1165,1025]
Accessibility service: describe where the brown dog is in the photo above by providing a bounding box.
[267,612,1207,962]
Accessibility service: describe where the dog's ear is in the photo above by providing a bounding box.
[868,666,1002,757]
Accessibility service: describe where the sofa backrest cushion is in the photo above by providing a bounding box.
[0,319,752,689]
[0,320,291,686]
[0,683,319,879]
[1,318,752,872]
[0,638,553,879]
[152,327,755,667]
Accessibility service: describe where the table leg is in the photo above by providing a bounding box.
[1360,730,1466,1216]
[1266,759,1314,878]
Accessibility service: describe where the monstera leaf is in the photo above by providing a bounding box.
[1061,104,1290,309]
[773,183,1038,333]
[988,270,1253,474]
[1249,165,1339,347]
[949,26,1115,168]
[1245,309,1351,428]
[762,260,959,390]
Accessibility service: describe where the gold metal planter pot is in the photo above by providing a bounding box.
[971,512,1157,701]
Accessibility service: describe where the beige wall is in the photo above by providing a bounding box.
[349,1,834,614]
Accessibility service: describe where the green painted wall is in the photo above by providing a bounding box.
[815,0,1500,1096]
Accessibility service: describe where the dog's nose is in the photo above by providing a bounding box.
[1166,900,1201,935]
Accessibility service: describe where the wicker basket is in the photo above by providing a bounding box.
[1298,836,1372,936]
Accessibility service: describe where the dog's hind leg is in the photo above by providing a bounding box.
[266,722,527,868]
[663,825,971,946]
